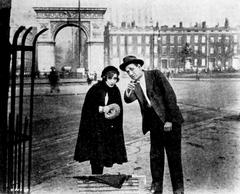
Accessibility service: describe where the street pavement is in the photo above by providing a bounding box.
[22,78,240,194]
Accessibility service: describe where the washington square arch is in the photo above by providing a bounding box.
[33,6,107,75]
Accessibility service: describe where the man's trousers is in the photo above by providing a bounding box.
[148,108,184,193]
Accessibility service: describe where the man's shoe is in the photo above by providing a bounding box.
[150,182,162,194]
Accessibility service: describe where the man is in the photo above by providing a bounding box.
[48,66,60,93]
[119,56,184,194]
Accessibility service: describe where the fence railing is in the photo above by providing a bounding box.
[3,26,47,194]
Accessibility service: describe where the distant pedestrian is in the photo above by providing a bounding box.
[120,55,184,194]
[74,66,127,174]
[94,72,97,81]
[166,69,171,80]
[196,68,200,80]
[48,66,60,93]
[87,72,93,85]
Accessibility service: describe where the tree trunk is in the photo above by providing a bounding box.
[0,0,12,192]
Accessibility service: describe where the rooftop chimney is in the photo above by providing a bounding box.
[202,21,206,29]
[179,22,183,28]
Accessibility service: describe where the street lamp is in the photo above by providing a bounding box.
[157,29,161,70]
[152,25,155,69]
[78,0,81,68]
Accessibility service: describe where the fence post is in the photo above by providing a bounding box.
[0,2,12,192]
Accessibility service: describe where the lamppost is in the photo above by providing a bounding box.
[78,0,81,68]
[152,25,155,69]
[157,29,161,71]
[206,31,209,73]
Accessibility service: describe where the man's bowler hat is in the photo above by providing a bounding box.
[119,55,144,71]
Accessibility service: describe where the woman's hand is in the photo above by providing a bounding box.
[103,106,110,113]
[99,106,110,113]
[164,122,172,132]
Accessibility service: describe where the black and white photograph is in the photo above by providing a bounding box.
[1,0,240,193]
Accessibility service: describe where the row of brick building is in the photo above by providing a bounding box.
[104,20,240,73]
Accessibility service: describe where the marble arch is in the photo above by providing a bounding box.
[33,7,107,74]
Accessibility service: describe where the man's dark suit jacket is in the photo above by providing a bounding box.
[124,70,184,134]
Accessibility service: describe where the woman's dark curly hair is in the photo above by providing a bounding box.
[101,66,120,82]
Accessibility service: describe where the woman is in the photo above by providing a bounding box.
[74,66,127,174]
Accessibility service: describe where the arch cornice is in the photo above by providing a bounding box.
[34,7,107,20]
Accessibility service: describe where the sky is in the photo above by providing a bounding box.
[11,0,240,27]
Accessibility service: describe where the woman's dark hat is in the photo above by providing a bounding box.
[119,55,144,71]
[101,65,120,78]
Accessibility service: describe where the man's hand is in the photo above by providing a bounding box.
[164,122,172,132]
[126,82,136,97]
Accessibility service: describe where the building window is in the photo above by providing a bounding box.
[145,46,150,55]
[177,36,182,44]
[186,35,191,43]
[202,58,206,66]
[210,47,214,54]
[210,36,214,43]
[194,46,198,52]
[154,46,157,54]
[170,46,174,54]
[225,46,229,52]
[170,59,175,68]
[154,58,158,68]
[120,46,125,56]
[234,45,238,54]
[225,36,230,43]
[218,47,222,54]
[234,35,238,43]
[112,36,117,44]
[218,36,222,42]
[120,36,125,44]
[137,46,142,55]
[137,36,141,44]
[170,36,174,44]
[128,36,132,44]
[177,46,182,52]
[128,46,133,54]
[201,46,205,53]
[154,36,158,44]
[162,46,167,55]
[143,58,150,69]
[145,36,150,44]
[202,36,206,43]
[162,36,167,44]
[194,59,198,66]
[112,46,118,57]
[194,35,198,43]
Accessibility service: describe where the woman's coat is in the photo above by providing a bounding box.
[74,81,127,167]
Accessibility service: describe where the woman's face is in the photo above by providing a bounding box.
[105,73,118,87]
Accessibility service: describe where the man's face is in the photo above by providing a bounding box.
[125,63,143,81]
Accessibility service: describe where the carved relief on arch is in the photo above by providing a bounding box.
[50,21,90,41]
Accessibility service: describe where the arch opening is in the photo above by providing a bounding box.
[54,25,88,73]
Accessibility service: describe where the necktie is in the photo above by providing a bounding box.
[135,82,150,108]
